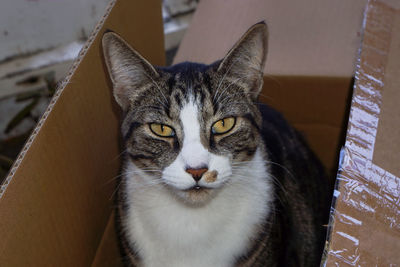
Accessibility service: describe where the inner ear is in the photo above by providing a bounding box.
[217,22,268,100]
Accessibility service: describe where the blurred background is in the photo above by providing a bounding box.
[0,0,198,183]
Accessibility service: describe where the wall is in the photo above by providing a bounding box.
[0,0,109,62]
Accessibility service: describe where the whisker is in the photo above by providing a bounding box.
[213,57,241,102]
[143,72,169,108]
[104,169,162,185]
[217,92,247,106]
[110,148,128,162]
[257,93,273,101]
[132,105,164,115]
[125,178,168,192]
[214,76,246,104]
[231,159,295,181]
[110,179,122,201]
[104,173,125,185]
[267,161,296,180]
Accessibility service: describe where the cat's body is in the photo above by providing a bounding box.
[103,23,331,267]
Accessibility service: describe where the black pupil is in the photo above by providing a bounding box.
[221,119,225,127]
[161,124,164,132]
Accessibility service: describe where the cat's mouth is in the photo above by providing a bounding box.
[162,170,228,205]
[185,184,212,191]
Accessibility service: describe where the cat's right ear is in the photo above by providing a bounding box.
[217,22,268,101]
[102,32,159,111]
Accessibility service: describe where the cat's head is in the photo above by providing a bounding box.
[102,22,268,205]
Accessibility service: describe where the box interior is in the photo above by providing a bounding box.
[261,76,353,178]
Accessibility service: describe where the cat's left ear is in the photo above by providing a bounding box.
[217,22,268,101]
[102,31,159,111]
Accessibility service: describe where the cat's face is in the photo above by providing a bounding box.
[118,63,263,204]
[102,23,268,205]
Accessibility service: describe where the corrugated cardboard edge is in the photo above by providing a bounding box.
[0,0,117,199]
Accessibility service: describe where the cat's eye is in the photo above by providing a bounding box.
[149,123,175,137]
[212,117,236,135]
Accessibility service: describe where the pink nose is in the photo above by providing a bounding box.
[185,168,208,182]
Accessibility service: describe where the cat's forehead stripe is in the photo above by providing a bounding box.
[179,99,209,168]
[179,97,200,142]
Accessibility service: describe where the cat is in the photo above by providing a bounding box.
[102,22,331,267]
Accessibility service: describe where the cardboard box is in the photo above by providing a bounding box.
[0,0,399,266]
[0,1,164,266]
[325,1,400,265]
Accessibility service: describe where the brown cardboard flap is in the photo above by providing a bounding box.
[0,0,164,266]
[174,0,366,76]
[325,1,400,265]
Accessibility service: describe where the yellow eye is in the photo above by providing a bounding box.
[149,123,175,137]
[212,117,236,135]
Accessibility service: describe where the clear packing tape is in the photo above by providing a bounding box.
[323,1,400,265]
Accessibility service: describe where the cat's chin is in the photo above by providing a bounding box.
[172,185,219,206]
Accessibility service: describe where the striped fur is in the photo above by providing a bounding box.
[102,22,331,266]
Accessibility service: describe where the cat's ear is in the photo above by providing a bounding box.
[102,31,159,111]
[217,22,268,100]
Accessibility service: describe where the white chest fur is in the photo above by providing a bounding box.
[123,150,272,267]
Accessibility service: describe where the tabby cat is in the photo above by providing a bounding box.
[102,22,331,267]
